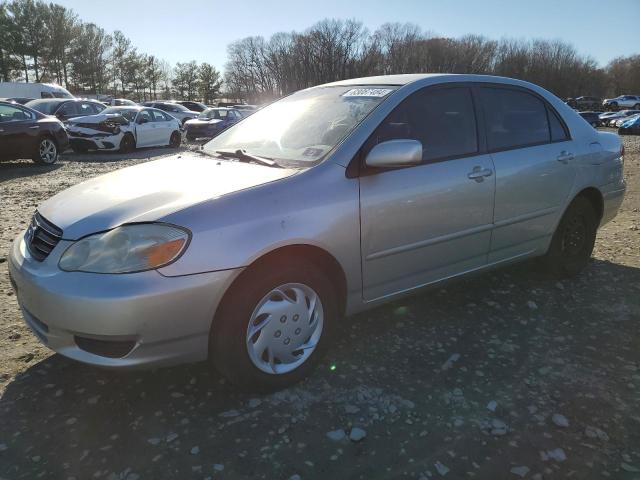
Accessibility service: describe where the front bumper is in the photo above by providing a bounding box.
[8,231,241,368]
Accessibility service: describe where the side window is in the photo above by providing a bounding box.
[372,86,478,162]
[152,110,167,122]
[78,102,96,116]
[0,104,33,122]
[137,110,152,123]
[548,107,569,142]
[41,91,53,98]
[479,87,550,151]
[59,102,78,116]
[92,102,106,114]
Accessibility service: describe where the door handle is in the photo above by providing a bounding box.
[557,151,574,164]
[467,166,493,182]
[29,125,40,129]
[0,128,4,132]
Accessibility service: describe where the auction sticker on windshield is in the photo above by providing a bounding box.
[342,88,393,97]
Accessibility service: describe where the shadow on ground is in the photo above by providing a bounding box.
[1,259,639,479]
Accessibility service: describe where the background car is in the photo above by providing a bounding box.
[0,81,73,100]
[25,98,106,122]
[66,106,182,152]
[172,100,208,112]
[141,101,198,124]
[578,111,601,127]
[104,98,138,106]
[603,95,640,111]
[0,100,68,164]
[618,114,640,135]
[604,109,640,126]
[614,113,640,128]
[184,107,243,140]
[568,96,602,110]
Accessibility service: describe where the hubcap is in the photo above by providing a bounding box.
[561,215,586,256]
[39,139,57,163]
[246,283,323,375]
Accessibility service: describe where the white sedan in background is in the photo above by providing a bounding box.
[67,106,182,153]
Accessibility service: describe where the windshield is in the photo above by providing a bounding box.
[102,107,138,122]
[203,85,395,164]
[198,108,227,120]
[169,103,189,111]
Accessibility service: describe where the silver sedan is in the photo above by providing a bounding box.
[8,74,626,391]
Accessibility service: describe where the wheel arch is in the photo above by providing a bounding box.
[574,186,604,223]
[213,243,348,328]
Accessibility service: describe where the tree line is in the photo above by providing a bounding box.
[224,19,640,103]
[0,0,222,102]
[2,3,639,104]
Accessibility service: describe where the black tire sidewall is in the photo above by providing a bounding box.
[210,259,337,392]
[119,134,135,153]
[170,131,181,147]
[544,197,598,277]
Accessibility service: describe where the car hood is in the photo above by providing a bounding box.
[67,113,128,125]
[38,153,298,239]
[187,118,222,126]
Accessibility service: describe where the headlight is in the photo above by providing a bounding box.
[59,223,189,273]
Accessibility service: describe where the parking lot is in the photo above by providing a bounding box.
[0,134,639,479]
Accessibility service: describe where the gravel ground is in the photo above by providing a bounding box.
[0,134,639,480]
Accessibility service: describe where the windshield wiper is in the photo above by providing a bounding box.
[215,149,280,167]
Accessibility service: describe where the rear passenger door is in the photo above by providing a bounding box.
[477,86,576,262]
[359,85,496,301]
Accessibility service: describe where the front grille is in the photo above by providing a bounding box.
[25,212,63,261]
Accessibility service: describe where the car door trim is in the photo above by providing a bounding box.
[493,206,558,229]
[365,222,494,261]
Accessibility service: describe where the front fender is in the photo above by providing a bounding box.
[157,161,361,297]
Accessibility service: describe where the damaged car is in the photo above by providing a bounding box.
[184,107,243,141]
[66,106,182,153]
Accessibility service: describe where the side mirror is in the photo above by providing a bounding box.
[138,117,148,124]
[365,139,423,168]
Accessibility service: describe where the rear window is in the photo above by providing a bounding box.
[27,100,63,115]
[479,87,550,151]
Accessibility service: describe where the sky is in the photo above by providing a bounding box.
[55,0,639,72]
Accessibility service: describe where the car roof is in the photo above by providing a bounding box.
[316,73,555,93]
[105,105,143,110]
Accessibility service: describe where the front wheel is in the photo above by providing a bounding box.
[32,137,58,165]
[541,197,598,277]
[119,133,135,153]
[210,259,337,392]
[169,131,181,148]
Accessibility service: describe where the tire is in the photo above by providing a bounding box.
[169,130,181,148]
[119,133,135,153]
[32,136,58,165]
[210,258,337,392]
[541,196,598,278]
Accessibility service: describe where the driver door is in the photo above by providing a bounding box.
[134,109,155,147]
[359,86,496,301]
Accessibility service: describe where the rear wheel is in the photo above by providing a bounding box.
[119,133,135,153]
[541,196,598,277]
[210,258,336,392]
[169,130,181,148]
[32,137,58,165]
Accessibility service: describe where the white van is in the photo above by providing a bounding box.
[0,82,74,100]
